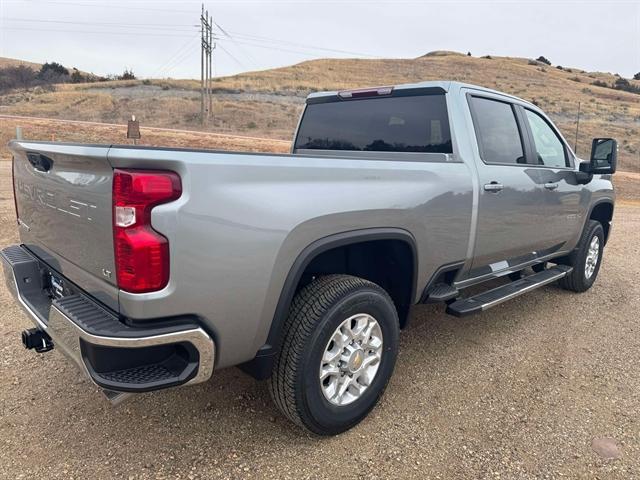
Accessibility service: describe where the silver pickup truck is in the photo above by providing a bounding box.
[2,81,617,435]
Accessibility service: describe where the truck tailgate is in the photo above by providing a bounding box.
[9,141,119,311]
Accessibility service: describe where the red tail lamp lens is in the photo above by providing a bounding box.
[113,169,181,293]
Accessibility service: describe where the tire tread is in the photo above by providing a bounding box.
[268,274,393,432]
[558,219,603,292]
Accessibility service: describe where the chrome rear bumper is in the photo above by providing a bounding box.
[1,245,215,402]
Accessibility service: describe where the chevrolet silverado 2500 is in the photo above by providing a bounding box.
[2,82,617,435]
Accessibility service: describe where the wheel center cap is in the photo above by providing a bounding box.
[347,349,365,373]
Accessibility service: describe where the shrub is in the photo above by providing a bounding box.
[556,65,563,70]
[467,51,472,56]
[0,65,37,92]
[590,78,640,95]
[37,61,69,83]
[118,69,136,80]
[481,55,492,59]
[613,77,640,94]
[536,56,551,65]
[70,68,84,83]
[38,62,68,77]
[634,72,640,81]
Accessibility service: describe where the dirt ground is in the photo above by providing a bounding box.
[0,159,639,479]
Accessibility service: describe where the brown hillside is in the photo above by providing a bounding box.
[1,53,638,170]
[0,56,41,70]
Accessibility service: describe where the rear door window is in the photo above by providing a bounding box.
[469,96,526,165]
[294,95,452,153]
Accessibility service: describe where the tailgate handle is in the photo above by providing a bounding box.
[27,152,53,172]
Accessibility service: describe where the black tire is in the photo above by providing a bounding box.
[269,274,399,435]
[558,220,604,292]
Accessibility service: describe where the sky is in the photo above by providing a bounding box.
[0,0,638,79]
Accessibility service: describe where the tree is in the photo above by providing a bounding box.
[615,77,630,88]
[0,65,37,92]
[38,62,69,78]
[37,61,70,84]
[70,68,84,83]
[118,69,136,80]
[634,72,640,81]
[536,56,551,66]
[467,51,472,56]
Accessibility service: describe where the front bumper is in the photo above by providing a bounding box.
[1,245,215,401]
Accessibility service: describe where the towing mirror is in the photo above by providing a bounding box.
[582,138,617,175]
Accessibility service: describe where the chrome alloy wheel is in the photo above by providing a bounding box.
[319,313,383,406]
[585,235,600,279]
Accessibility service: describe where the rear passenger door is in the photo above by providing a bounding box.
[466,93,556,277]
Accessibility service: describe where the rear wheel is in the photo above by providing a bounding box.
[558,220,604,292]
[269,274,399,435]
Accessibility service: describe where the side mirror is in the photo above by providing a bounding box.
[581,138,617,175]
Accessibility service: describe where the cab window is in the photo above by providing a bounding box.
[469,96,526,165]
[524,109,569,168]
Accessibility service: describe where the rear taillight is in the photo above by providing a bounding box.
[11,156,19,223]
[112,169,181,293]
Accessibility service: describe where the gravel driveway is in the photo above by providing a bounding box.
[0,160,638,479]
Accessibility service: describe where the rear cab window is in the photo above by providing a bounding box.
[294,92,452,155]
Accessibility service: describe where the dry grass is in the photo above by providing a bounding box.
[0,57,40,70]
[1,52,639,169]
[0,117,290,160]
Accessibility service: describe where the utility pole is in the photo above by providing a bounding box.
[200,4,214,125]
[209,13,215,121]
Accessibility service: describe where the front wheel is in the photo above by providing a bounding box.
[269,275,399,435]
[558,220,604,292]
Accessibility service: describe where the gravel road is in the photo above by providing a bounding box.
[0,159,639,479]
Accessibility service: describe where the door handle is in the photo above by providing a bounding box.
[544,182,559,190]
[483,182,504,193]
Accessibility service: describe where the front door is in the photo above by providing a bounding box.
[520,107,583,247]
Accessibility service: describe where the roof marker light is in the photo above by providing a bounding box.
[338,86,394,99]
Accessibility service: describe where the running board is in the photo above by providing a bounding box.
[446,265,572,317]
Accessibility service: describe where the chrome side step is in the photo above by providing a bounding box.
[446,265,572,317]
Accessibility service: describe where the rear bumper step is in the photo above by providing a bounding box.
[446,265,572,317]
[1,244,215,398]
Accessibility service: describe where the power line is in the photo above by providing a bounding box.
[3,17,198,29]
[216,26,378,58]
[215,37,366,59]
[11,0,196,13]
[213,21,259,68]
[152,33,200,78]
[216,43,247,70]
[2,26,196,38]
